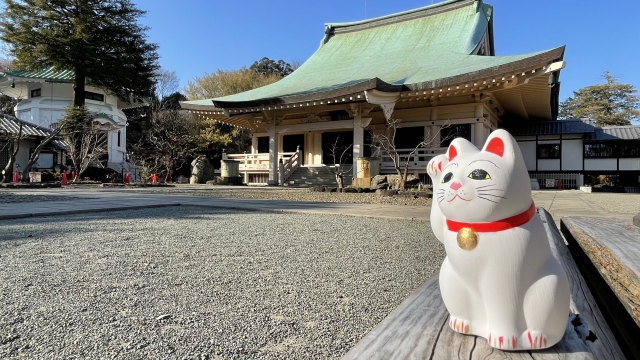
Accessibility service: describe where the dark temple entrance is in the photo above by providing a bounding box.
[322,131,353,165]
[282,134,305,165]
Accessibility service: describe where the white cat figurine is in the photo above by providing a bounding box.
[427,129,570,350]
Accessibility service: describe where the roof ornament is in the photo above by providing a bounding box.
[364,90,400,121]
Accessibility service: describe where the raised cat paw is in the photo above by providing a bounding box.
[487,333,518,350]
[524,330,548,349]
[448,317,471,334]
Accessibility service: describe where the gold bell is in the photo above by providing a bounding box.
[457,227,479,250]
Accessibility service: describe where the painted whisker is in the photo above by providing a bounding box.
[477,193,507,199]
[477,195,499,203]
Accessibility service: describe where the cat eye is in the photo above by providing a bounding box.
[441,172,454,183]
[468,169,491,180]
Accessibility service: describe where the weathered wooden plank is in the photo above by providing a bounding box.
[341,210,624,360]
[561,216,639,360]
[542,211,625,360]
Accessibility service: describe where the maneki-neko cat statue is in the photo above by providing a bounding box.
[427,130,570,350]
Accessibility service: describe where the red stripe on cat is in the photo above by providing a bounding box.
[446,202,535,232]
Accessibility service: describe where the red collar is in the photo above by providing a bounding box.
[446,202,536,233]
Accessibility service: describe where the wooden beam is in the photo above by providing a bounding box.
[341,209,624,360]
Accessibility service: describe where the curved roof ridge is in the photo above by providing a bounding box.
[325,0,477,35]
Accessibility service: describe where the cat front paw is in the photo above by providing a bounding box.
[523,330,548,349]
[448,316,471,334]
[487,332,519,350]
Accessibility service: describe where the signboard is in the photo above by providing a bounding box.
[29,172,42,183]
[545,179,556,188]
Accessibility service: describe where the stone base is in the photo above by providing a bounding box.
[219,177,243,185]
[634,213,640,227]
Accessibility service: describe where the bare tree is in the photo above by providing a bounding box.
[19,127,63,182]
[65,127,107,182]
[0,120,23,182]
[371,118,450,190]
[153,68,180,109]
[148,110,201,183]
[59,107,108,182]
[327,136,352,189]
[290,58,305,71]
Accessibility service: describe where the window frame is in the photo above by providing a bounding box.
[85,91,105,102]
[618,141,640,158]
[536,143,561,159]
[584,142,617,158]
[31,88,41,97]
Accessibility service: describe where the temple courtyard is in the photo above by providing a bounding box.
[0,187,638,358]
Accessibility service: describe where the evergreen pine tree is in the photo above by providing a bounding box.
[0,0,159,108]
[560,71,640,126]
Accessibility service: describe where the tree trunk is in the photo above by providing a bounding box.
[72,70,86,108]
[336,172,343,189]
[2,124,22,183]
[20,129,61,182]
[399,166,409,191]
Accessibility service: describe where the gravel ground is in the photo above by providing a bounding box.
[579,192,640,214]
[0,206,443,359]
[0,192,81,204]
[127,188,433,207]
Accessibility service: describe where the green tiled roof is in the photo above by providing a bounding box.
[182,0,564,109]
[1,66,74,81]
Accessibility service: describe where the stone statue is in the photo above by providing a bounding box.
[426,129,570,350]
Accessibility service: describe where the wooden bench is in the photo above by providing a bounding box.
[562,216,640,360]
[341,209,624,360]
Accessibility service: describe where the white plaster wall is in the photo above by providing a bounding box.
[517,141,536,171]
[561,140,583,171]
[13,139,35,172]
[619,158,640,171]
[13,83,128,170]
[584,159,617,171]
[538,159,560,171]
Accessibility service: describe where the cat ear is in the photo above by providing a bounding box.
[447,137,479,162]
[482,129,516,159]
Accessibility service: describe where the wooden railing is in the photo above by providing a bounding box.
[377,147,447,173]
[279,146,302,185]
[223,151,297,171]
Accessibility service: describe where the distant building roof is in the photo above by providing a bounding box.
[593,126,640,140]
[504,120,595,136]
[506,119,640,141]
[0,114,69,150]
[1,66,74,82]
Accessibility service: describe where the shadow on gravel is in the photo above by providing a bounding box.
[0,207,252,243]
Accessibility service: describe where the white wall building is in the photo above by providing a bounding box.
[0,67,132,171]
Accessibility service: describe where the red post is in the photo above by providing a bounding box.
[61,171,68,185]
[71,171,76,181]
[557,179,562,189]
[12,171,18,183]
[124,172,130,184]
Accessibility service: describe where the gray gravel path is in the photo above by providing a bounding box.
[126,188,433,207]
[0,192,81,204]
[0,206,443,359]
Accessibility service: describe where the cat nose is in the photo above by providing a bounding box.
[450,181,462,191]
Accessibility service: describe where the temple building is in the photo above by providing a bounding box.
[180,0,570,186]
[0,67,133,172]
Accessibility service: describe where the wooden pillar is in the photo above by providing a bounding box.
[474,104,485,147]
[251,136,258,154]
[268,121,279,185]
[353,115,364,178]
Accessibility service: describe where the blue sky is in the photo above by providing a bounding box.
[137,0,638,103]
